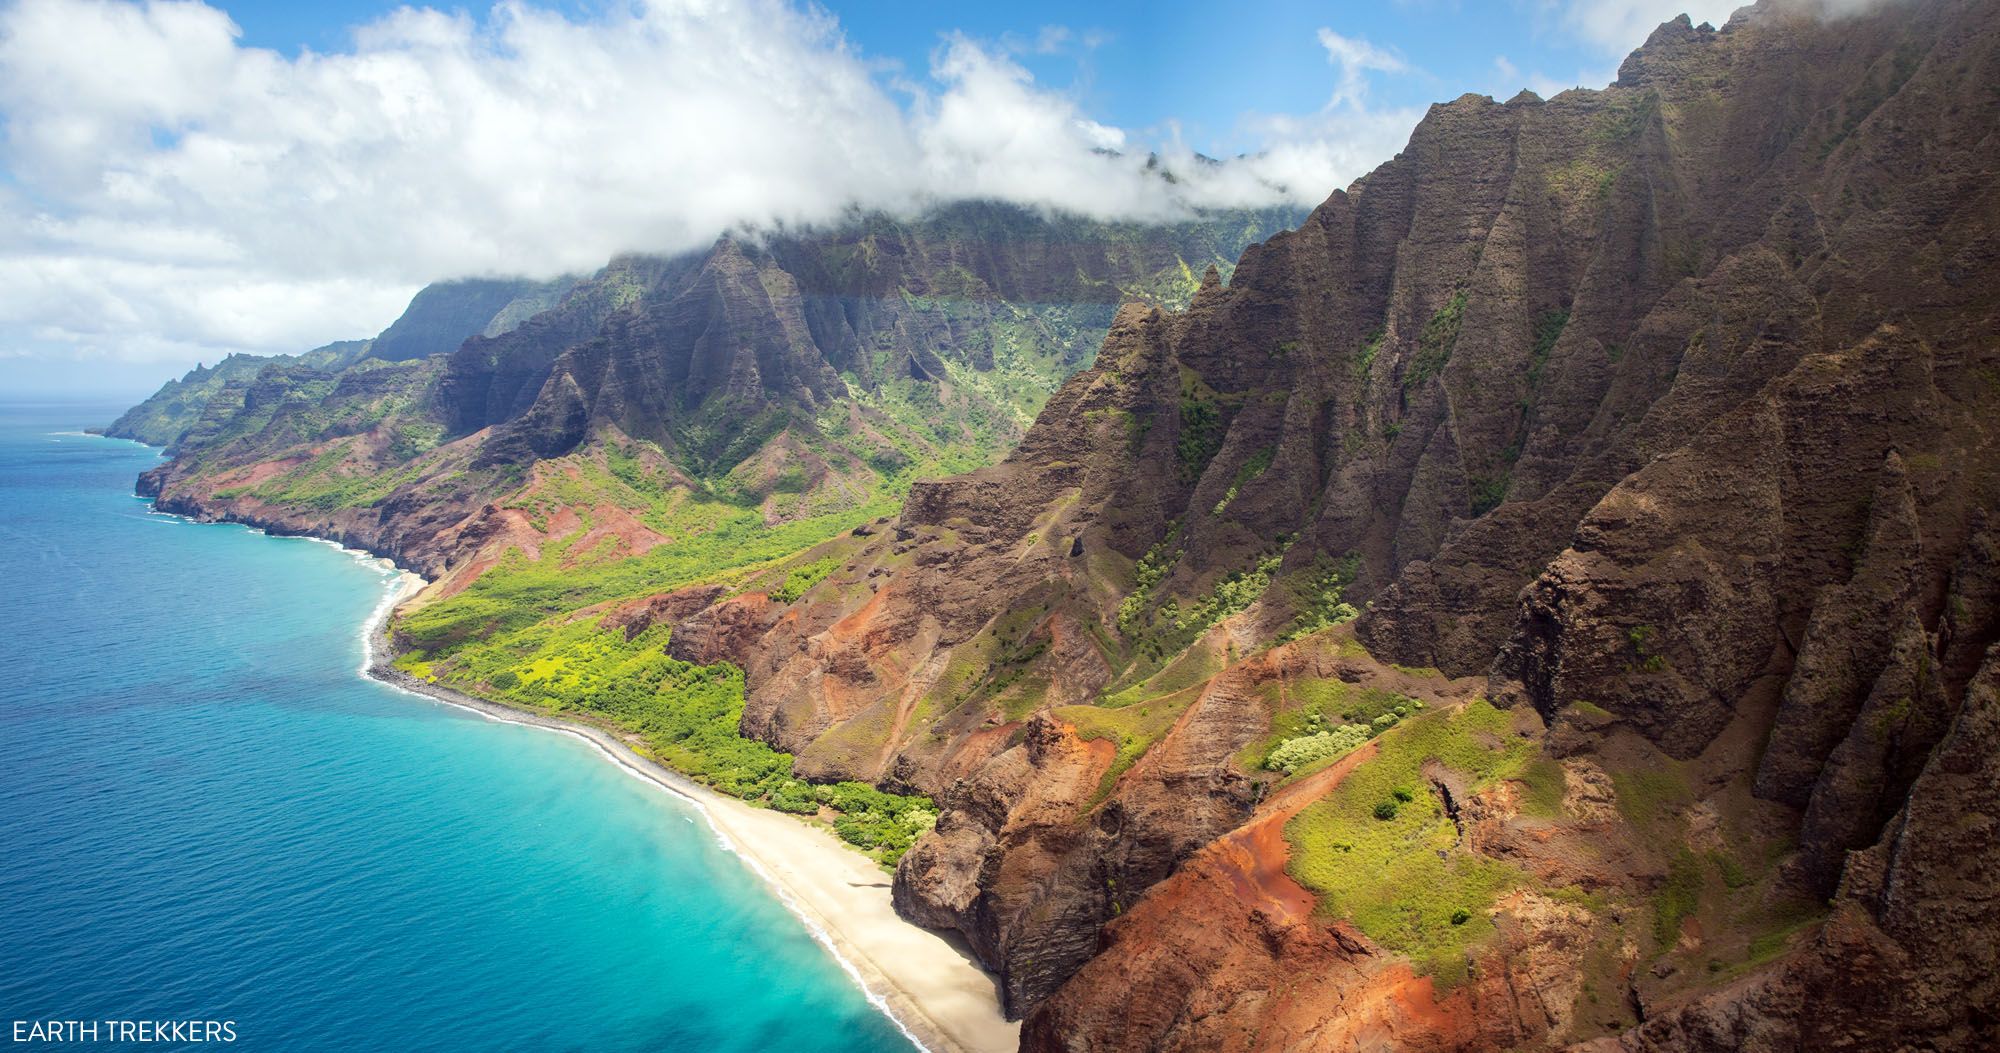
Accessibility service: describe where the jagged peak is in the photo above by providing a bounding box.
[1650,11,1701,43]
[1427,92,1501,118]
[1616,11,1721,87]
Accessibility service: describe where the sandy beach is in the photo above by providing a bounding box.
[365,571,1017,1053]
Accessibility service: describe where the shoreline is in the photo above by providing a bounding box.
[116,443,1019,1053]
[358,571,1017,1053]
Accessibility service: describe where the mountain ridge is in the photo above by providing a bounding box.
[129,202,1300,601]
[613,1,1999,1044]
[108,3,2000,1049]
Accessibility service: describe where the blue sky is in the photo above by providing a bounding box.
[1,0,1739,397]
[219,0,1670,157]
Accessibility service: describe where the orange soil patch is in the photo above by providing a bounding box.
[208,453,313,490]
[826,585,891,645]
[568,502,668,561]
[1214,741,1381,925]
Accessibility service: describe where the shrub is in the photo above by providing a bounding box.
[1266,724,1371,775]
[1279,551,1362,642]
[1374,801,1399,821]
[1404,290,1467,388]
[1176,393,1224,482]
[1450,907,1472,926]
[771,555,840,603]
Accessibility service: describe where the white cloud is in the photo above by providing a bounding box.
[0,0,1423,379]
[1316,28,1409,108]
[1526,1,1894,98]
[1182,27,1422,210]
[1542,1,1745,54]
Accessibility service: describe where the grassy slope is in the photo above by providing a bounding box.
[143,208,1303,864]
[385,443,948,865]
[397,620,936,865]
[367,295,1152,861]
[1283,699,1539,984]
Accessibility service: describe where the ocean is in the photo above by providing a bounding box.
[0,401,914,1052]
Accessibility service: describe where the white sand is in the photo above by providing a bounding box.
[368,571,1017,1053]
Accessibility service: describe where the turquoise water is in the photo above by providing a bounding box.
[0,402,913,1052]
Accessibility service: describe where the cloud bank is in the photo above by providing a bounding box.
[1,0,1426,380]
[1545,0,1745,53]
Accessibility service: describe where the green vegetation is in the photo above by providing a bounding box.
[920,600,1067,723]
[1740,903,1829,970]
[1468,472,1509,516]
[1712,848,1752,890]
[1611,764,1693,830]
[1056,689,1199,807]
[1287,699,1548,983]
[771,554,841,603]
[1404,290,1468,388]
[1528,308,1570,390]
[1212,446,1275,515]
[379,442,956,868]
[227,439,436,512]
[1353,326,1386,384]
[1280,552,1361,642]
[1654,848,1704,945]
[1817,42,1921,158]
[1515,756,1568,818]
[1116,526,1295,661]
[1116,529,1180,637]
[821,782,939,862]
[1156,552,1282,642]
[398,502,885,653]
[1175,369,1227,482]
[1626,624,1669,673]
[1546,159,1619,203]
[1099,640,1222,709]
[1592,93,1659,144]
[396,620,935,866]
[1243,674,1419,772]
[1265,724,1372,775]
[129,203,1317,866]
[104,342,378,448]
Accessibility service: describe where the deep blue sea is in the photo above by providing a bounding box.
[0,401,912,1052]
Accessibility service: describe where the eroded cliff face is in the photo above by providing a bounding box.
[117,1,2000,1046]
[134,204,1297,595]
[655,1,2000,1045]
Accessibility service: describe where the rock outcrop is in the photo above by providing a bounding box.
[697,1,2000,1045]
[113,1,2000,1048]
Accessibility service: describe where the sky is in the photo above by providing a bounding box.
[0,0,1754,399]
